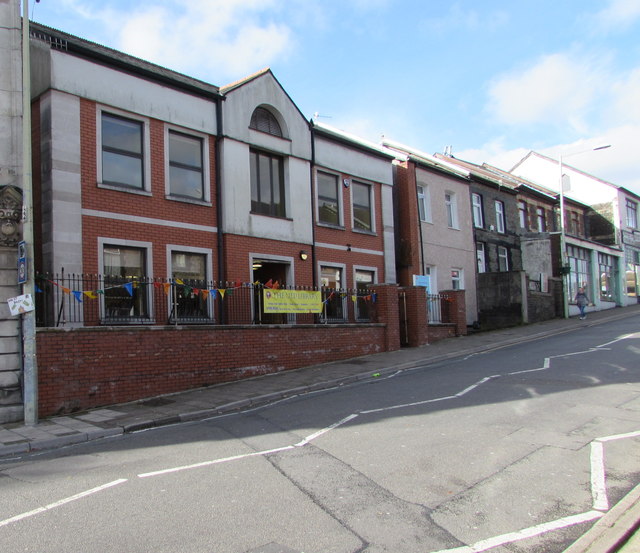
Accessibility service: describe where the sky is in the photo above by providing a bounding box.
[28,0,640,195]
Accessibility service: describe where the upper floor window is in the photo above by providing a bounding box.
[451,268,463,290]
[536,207,546,232]
[476,243,486,273]
[627,200,638,229]
[168,130,205,200]
[417,184,432,222]
[250,149,285,218]
[495,200,505,233]
[317,171,340,226]
[250,107,283,137]
[471,193,484,228]
[498,246,509,271]
[101,112,144,189]
[445,192,458,229]
[518,201,528,229]
[567,210,581,236]
[352,181,373,232]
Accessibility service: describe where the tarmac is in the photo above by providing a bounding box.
[1,303,640,552]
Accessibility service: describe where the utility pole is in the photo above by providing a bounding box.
[21,0,38,425]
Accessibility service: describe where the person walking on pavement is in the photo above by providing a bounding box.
[575,287,590,320]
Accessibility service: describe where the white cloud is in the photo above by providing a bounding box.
[487,53,603,133]
[457,126,640,196]
[590,0,640,34]
[609,67,640,124]
[104,0,293,81]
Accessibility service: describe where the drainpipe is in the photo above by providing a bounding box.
[22,0,38,425]
[215,97,225,322]
[309,120,317,286]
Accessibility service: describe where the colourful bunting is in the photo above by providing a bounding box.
[72,291,83,302]
[123,282,134,296]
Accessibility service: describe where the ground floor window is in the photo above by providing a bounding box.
[599,253,616,301]
[567,245,590,304]
[355,269,375,320]
[625,250,640,298]
[171,251,210,321]
[451,268,463,290]
[103,245,149,321]
[320,265,345,321]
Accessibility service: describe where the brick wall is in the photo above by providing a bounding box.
[35,283,466,416]
[36,324,386,416]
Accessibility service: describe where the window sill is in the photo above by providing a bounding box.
[98,183,152,197]
[166,194,212,207]
[318,222,345,230]
[250,211,293,222]
[352,228,377,236]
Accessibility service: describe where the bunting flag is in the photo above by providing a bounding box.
[72,291,83,303]
[83,291,98,299]
[264,279,273,289]
[163,282,171,295]
[218,289,226,299]
[123,282,134,296]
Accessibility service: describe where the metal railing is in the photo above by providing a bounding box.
[35,273,376,327]
[427,293,453,324]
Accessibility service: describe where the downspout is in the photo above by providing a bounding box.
[415,164,426,276]
[215,97,225,321]
[215,98,224,281]
[309,120,317,286]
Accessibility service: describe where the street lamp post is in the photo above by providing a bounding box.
[558,144,611,318]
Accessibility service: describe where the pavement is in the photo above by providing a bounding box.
[1,303,640,551]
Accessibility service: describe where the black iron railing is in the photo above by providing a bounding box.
[35,273,377,327]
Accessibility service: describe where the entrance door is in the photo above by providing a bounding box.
[252,260,289,324]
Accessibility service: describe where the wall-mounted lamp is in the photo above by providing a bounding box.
[299,250,308,261]
[346,244,352,252]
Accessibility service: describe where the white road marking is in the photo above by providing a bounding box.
[294,414,358,447]
[598,429,640,443]
[591,441,609,511]
[138,445,295,478]
[431,511,604,553]
[0,479,127,528]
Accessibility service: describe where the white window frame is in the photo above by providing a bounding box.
[164,125,211,204]
[319,262,347,321]
[97,106,152,195]
[518,201,528,229]
[445,192,458,229]
[353,266,377,321]
[471,193,484,228]
[626,199,638,230]
[451,268,464,290]
[498,246,509,272]
[316,170,343,227]
[476,242,486,273]
[536,206,546,232]
[166,245,214,321]
[351,180,376,233]
[417,184,432,223]
[495,200,505,233]
[98,237,154,322]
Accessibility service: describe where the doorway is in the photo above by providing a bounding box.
[252,259,290,324]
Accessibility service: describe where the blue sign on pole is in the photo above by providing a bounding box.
[18,241,27,284]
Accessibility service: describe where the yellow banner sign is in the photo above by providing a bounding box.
[263,289,322,313]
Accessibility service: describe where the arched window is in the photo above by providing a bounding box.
[250,107,283,137]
